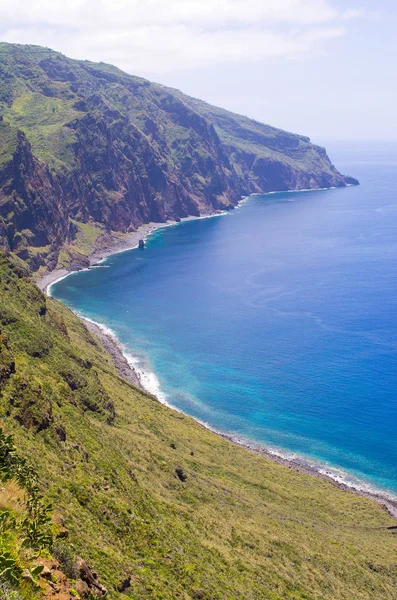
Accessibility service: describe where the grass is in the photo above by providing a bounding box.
[0,250,396,599]
[0,121,18,168]
[0,425,60,599]
[0,480,25,515]
[56,220,103,269]
[3,92,81,167]
[69,221,103,256]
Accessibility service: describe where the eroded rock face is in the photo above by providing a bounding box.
[74,556,107,598]
[0,43,358,271]
[33,555,108,599]
[0,126,70,270]
[35,557,82,600]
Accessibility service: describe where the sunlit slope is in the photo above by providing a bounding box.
[0,251,394,599]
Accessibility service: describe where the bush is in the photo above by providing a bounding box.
[51,541,78,579]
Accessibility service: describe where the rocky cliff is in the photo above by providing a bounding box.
[0,43,358,271]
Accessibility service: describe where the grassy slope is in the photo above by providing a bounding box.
[0,431,55,600]
[167,89,335,173]
[0,44,79,170]
[0,121,18,168]
[4,91,81,168]
[0,251,396,599]
[55,221,103,270]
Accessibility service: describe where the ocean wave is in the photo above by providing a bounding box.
[122,351,171,406]
[80,316,175,408]
[223,433,397,502]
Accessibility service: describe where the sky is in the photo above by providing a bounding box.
[0,0,395,143]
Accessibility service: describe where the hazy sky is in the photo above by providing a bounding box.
[1,0,395,143]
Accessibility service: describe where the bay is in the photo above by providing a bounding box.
[51,142,397,497]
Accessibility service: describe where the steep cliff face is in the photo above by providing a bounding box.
[0,122,70,270]
[0,43,358,270]
[174,93,359,193]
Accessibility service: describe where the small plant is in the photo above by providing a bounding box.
[0,552,20,586]
[0,428,54,592]
[51,541,78,579]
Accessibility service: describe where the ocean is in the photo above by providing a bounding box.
[50,142,397,498]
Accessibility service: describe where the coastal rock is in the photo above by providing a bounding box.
[138,239,145,248]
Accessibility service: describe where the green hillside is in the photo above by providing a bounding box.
[0,250,395,599]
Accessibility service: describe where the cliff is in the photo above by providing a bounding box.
[0,43,358,271]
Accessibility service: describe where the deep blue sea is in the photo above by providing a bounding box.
[51,142,397,497]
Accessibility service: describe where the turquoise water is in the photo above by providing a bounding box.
[51,142,397,497]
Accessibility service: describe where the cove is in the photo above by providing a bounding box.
[51,142,397,498]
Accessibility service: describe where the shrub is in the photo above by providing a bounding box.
[51,541,78,579]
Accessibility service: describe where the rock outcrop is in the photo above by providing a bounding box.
[0,123,70,269]
[74,557,107,598]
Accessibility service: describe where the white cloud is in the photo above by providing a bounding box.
[0,0,360,74]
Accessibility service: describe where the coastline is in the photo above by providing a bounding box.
[72,315,397,522]
[220,434,397,522]
[82,318,142,388]
[37,198,397,524]
[37,210,231,294]
[37,220,183,293]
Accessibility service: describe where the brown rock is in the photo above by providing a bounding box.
[74,557,107,597]
[41,565,53,579]
[117,576,131,592]
[75,579,90,597]
[175,467,188,482]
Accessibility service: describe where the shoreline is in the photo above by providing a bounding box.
[77,316,397,522]
[82,318,142,388]
[37,210,229,294]
[220,433,397,521]
[37,197,397,523]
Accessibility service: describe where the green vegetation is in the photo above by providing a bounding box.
[56,221,103,270]
[0,428,52,590]
[0,121,18,168]
[0,251,395,599]
[4,92,81,168]
[0,423,90,599]
[69,222,102,256]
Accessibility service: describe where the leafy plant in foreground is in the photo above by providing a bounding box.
[0,427,54,593]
